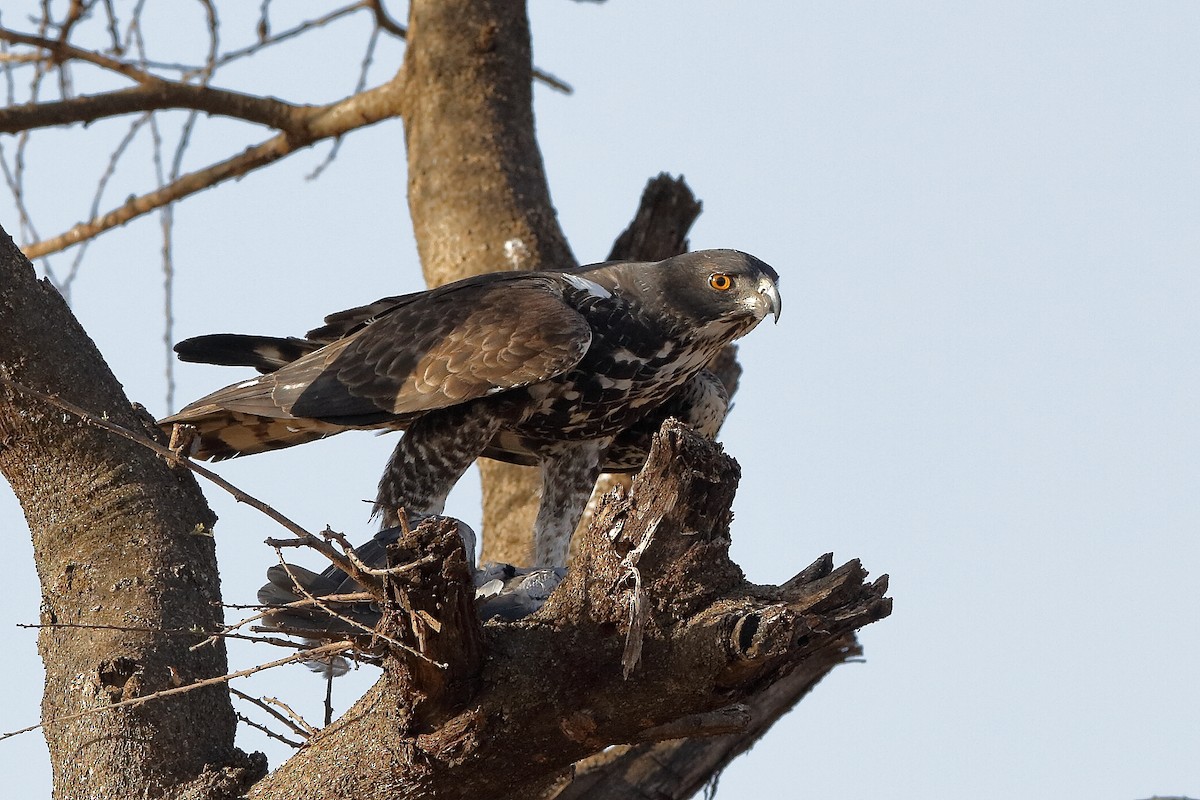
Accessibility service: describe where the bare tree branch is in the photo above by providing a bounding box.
[231,688,317,738]
[215,1,370,71]
[235,711,306,750]
[20,74,406,258]
[0,640,353,744]
[0,80,307,133]
[0,22,157,83]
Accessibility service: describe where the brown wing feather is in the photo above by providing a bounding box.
[168,280,591,427]
[276,282,588,419]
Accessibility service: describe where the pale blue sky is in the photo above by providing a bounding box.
[3,2,1198,797]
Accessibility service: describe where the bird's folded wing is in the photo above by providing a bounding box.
[166,282,592,424]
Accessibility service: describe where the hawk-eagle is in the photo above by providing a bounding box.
[161,249,780,566]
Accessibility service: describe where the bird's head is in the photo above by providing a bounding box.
[635,249,782,339]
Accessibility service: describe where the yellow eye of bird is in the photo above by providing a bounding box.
[709,273,733,291]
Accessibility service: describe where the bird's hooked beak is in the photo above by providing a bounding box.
[758,275,782,323]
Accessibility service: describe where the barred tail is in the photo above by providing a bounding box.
[159,409,348,460]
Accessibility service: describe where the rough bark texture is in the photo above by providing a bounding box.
[402,0,577,565]
[606,173,703,264]
[549,604,856,800]
[0,226,264,799]
[402,0,572,283]
[248,420,891,799]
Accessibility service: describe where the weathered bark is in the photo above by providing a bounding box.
[402,0,577,564]
[402,0,572,282]
[606,173,703,263]
[248,420,891,799]
[0,226,263,798]
[550,618,857,800]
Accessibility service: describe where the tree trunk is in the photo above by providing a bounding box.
[0,227,263,798]
[402,0,576,565]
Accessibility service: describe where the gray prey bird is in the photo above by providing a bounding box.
[161,249,781,569]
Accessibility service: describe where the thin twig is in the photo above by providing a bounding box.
[100,0,121,54]
[20,614,315,651]
[212,631,313,649]
[257,0,272,42]
[0,139,42,260]
[262,695,318,737]
[131,0,178,415]
[0,22,157,83]
[58,111,152,297]
[320,525,440,579]
[196,591,379,652]
[531,65,572,95]
[19,75,404,259]
[306,19,379,181]
[0,640,353,742]
[248,624,381,660]
[365,0,405,37]
[0,374,319,543]
[198,0,219,73]
[268,549,434,665]
[235,711,305,749]
[121,0,149,57]
[53,0,90,55]
[211,1,367,73]
[277,525,439,581]
[229,687,315,737]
